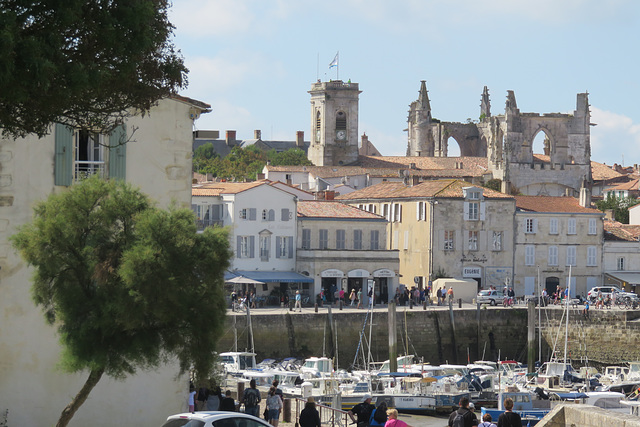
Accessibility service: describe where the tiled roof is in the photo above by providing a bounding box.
[297,201,385,220]
[591,161,625,181]
[515,196,601,214]
[358,155,489,175]
[606,179,639,191]
[192,180,268,196]
[604,220,640,241]
[335,179,512,201]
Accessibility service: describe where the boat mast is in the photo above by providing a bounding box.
[563,266,571,366]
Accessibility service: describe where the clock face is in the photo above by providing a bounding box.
[336,130,346,140]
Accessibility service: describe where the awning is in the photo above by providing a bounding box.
[233,270,314,283]
[605,272,640,286]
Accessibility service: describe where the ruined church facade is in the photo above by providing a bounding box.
[407,81,592,196]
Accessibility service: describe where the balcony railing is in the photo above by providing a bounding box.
[75,161,106,180]
[195,219,224,230]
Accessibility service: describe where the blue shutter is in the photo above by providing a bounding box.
[109,124,127,180]
[237,236,242,258]
[276,237,282,259]
[288,236,293,258]
[249,236,255,258]
[54,123,73,186]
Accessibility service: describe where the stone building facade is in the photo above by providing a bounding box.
[336,179,516,293]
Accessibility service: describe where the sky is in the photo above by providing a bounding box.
[169,0,640,167]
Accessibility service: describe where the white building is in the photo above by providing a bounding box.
[191,180,314,303]
[603,220,640,293]
[0,96,210,426]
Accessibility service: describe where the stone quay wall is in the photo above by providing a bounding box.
[218,307,640,368]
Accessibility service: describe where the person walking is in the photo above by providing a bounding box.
[436,287,442,306]
[447,397,478,427]
[447,287,454,305]
[350,289,357,306]
[348,394,375,427]
[357,288,363,309]
[206,386,222,411]
[497,397,521,427]
[219,390,236,412]
[295,290,302,312]
[384,408,412,427]
[299,396,321,427]
[266,386,282,427]
[369,402,388,427]
[188,386,196,413]
[478,413,496,427]
[241,379,261,417]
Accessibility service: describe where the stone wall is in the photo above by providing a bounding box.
[219,307,640,368]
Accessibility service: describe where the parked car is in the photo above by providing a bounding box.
[587,286,636,302]
[162,411,271,427]
[477,289,504,306]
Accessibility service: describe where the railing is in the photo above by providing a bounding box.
[195,219,224,230]
[75,161,106,179]
[292,397,350,427]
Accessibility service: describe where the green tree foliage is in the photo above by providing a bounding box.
[0,0,187,138]
[595,194,639,224]
[10,176,231,427]
[483,178,502,193]
[194,145,313,180]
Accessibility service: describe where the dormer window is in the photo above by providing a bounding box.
[463,187,483,200]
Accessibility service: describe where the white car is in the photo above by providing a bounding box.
[162,411,271,427]
[476,290,504,306]
[587,286,636,302]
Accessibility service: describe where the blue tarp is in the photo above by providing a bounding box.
[554,392,588,400]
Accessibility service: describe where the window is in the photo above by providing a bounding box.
[525,218,536,233]
[260,235,270,261]
[467,202,479,220]
[492,231,502,251]
[382,204,390,221]
[301,229,311,249]
[315,110,321,143]
[566,246,577,266]
[588,218,597,235]
[549,218,559,235]
[587,246,597,266]
[392,203,402,222]
[617,257,626,271]
[335,111,346,131]
[192,204,223,229]
[276,236,293,259]
[240,208,256,221]
[281,208,291,221]
[336,229,346,249]
[319,229,328,249]
[392,230,399,250]
[237,236,255,258]
[54,123,127,186]
[444,230,455,251]
[417,201,426,221]
[525,245,535,266]
[548,246,558,266]
[368,204,376,214]
[567,218,577,235]
[403,231,409,250]
[468,231,478,251]
[370,230,380,250]
[354,229,363,250]
[262,209,274,221]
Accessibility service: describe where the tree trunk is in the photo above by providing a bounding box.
[56,367,105,427]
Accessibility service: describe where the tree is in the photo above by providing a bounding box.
[10,176,231,427]
[595,193,639,224]
[0,0,187,138]
[267,147,314,166]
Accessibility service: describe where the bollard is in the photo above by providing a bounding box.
[315,303,318,313]
[423,301,427,310]
[283,398,292,423]
[409,300,413,309]
[237,382,245,411]
[458,298,462,308]
[339,300,343,310]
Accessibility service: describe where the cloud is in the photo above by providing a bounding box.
[590,107,640,165]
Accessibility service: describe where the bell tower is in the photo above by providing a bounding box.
[308,80,361,166]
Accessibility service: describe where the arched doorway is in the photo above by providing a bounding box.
[545,276,560,296]
[532,128,551,156]
[446,136,461,157]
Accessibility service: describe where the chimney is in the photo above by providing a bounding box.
[316,191,325,200]
[325,190,335,200]
[409,163,416,169]
[605,209,614,221]
[411,176,420,186]
[296,131,304,147]
[226,130,237,146]
[579,187,591,208]
[257,173,265,180]
[254,130,262,140]
[501,180,512,194]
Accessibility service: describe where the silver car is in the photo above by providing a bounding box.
[162,412,271,427]
[476,289,504,306]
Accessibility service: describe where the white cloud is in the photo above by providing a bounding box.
[590,107,640,166]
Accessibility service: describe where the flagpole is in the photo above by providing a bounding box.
[337,51,340,80]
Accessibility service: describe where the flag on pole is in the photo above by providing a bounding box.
[329,52,338,68]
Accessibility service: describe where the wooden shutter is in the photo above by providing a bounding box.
[108,123,127,180]
[249,208,257,221]
[276,236,282,258]
[281,208,290,221]
[288,236,293,258]
[237,236,242,258]
[249,236,255,258]
[54,123,73,186]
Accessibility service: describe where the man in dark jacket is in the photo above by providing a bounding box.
[348,394,375,427]
[448,397,478,427]
[298,397,321,427]
[220,390,236,412]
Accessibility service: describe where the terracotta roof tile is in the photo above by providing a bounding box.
[335,179,512,200]
[515,196,601,213]
[606,179,639,191]
[591,161,624,181]
[604,220,640,241]
[297,201,385,220]
[192,180,268,196]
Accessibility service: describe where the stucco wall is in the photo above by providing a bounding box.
[0,97,199,426]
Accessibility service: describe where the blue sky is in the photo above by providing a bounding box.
[170,0,640,167]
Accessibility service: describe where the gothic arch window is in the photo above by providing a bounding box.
[335,111,347,130]
[531,128,552,156]
[315,110,321,143]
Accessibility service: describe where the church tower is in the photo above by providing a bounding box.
[407,80,435,156]
[308,80,361,166]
